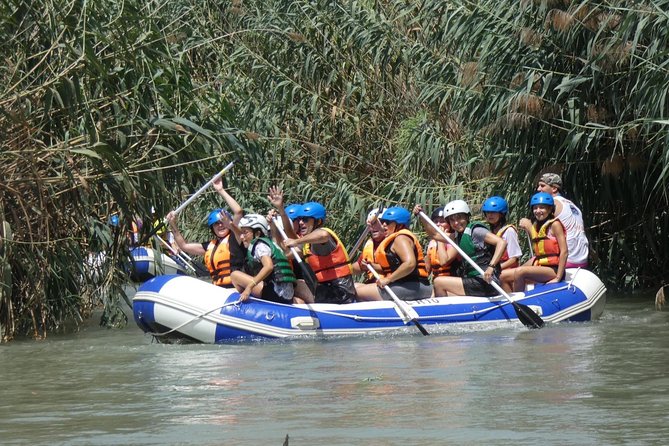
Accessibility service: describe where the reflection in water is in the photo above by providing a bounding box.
[1,297,669,445]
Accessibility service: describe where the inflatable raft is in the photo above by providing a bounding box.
[132,268,606,343]
[129,247,189,282]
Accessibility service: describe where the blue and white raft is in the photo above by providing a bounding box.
[129,247,189,282]
[133,268,606,343]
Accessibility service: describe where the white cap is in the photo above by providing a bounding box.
[366,208,380,223]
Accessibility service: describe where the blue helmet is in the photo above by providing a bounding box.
[381,206,411,225]
[109,215,119,227]
[298,202,326,221]
[482,196,509,214]
[207,209,231,227]
[530,192,554,207]
[285,203,302,221]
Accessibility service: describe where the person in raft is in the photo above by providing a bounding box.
[355,206,432,301]
[283,202,357,304]
[228,214,296,303]
[166,177,245,288]
[536,172,589,268]
[422,206,459,285]
[351,207,387,287]
[481,196,522,292]
[513,192,568,292]
[425,200,508,297]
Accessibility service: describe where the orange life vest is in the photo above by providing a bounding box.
[496,224,519,269]
[374,229,429,281]
[530,219,563,266]
[204,234,232,287]
[303,228,352,283]
[427,240,452,277]
[360,238,377,283]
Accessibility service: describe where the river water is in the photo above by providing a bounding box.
[1,293,668,445]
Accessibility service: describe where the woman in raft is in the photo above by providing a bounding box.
[513,192,568,292]
[425,200,507,297]
[355,206,432,301]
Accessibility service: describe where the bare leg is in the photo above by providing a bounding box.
[230,270,264,296]
[433,276,466,296]
[293,279,315,304]
[499,269,515,293]
[513,266,557,292]
[354,283,383,301]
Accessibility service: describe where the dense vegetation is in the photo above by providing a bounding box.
[1,0,667,341]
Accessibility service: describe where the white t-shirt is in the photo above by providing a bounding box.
[554,195,589,265]
[500,226,522,260]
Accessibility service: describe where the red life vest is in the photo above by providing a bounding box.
[303,228,352,282]
[204,235,232,287]
[427,240,452,277]
[374,229,429,280]
[530,219,563,266]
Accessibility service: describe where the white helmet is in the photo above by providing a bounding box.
[443,200,471,218]
[366,207,381,223]
[239,214,269,236]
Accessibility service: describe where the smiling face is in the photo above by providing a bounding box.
[447,213,470,233]
[211,221,229,238]
[532,204,553,222]
[433,216,451,232]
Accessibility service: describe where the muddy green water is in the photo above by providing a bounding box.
[1,294,668,445]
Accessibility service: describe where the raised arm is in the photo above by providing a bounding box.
[213,177,243,225]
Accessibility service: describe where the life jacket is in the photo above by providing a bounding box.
[360,238,377,283]
[204,234,232,287]
[246,237,296,284]
[530,218,563,266]
[496,224,519,269]
[457,222,493,278]
[427,240,452,277]
[303,228,353,283]
[374,229,429,281]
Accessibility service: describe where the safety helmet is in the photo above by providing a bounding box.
[481,196,509,214]
[109,215,119,227]
[530,192,554,207]
[443,200,471,218]
[380,206,411,226]
[367,207,381,223]
[298,201,326,221]
[285,203,302,221]
[207,209,231,227]
[240,214,269,236]
[431,206,445,220]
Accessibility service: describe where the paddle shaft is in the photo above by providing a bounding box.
[273,218,318,295]
[153,235,197,273]
[418,211,544,328]
[172,161,234,216]
[365,264,429,336]
[347,226,370,258]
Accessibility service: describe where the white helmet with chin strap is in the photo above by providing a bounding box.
[239,214,269,236]
[443,200,471,218]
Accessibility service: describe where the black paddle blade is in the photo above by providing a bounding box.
[299,262,319,296]
[513,302,545,329]
[412,319,430,336]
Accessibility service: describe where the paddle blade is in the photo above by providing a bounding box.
[513,302,545,329]
[412,319,430,336]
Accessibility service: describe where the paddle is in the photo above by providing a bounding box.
[365,264,430,336]
[153,235,209,277]
[171,161,235,217]
[418,211,545,329]
[273,218,318,296]
[138,162,236,246]
[347,205,384,258]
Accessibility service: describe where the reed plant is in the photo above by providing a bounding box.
[1,0,667,340]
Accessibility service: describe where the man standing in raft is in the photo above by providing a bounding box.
[536,173,589,268]
[283,202,357,304]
